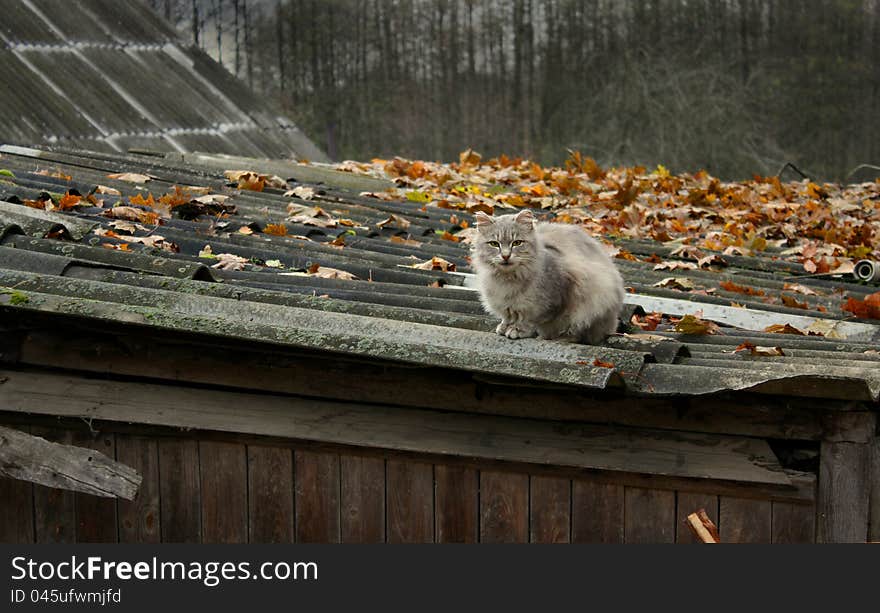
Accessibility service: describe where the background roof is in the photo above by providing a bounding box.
[0,0,327,161]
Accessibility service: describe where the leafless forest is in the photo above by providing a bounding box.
[147,0,880,181]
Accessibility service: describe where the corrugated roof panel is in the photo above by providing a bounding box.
[0,0,64,45]
[0,145,877,402]
[0,49,99,140]
[17,49,158,134]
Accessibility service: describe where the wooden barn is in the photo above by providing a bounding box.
[0,145,878,543]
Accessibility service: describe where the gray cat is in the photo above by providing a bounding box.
[472,210,625,344]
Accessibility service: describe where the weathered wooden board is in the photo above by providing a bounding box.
[571,481,624,543]
[772,502,816,543]
[624,487,675,543]
[871,439,880,542]
[0,421,33,543]
[0,477,33,543]
[200,441,247,543]
[158,439,201,543]
[31,427,75,543]
[72,430,118,543]
[676,492,718,544]
[116,435,160,543]
[0,424,139,498]
[720,497,772,543]
[295,450,340,543]
[480,471,528,543]
[0,369,795,488]
[434,465,478,543]
[248,445,294,543]
[386,460,433,543]
[529,476,571,543]
[340,455,385,543]
[818,440,870,543]
[17,329,833,441]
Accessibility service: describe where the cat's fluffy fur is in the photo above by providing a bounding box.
[472,210,624,344]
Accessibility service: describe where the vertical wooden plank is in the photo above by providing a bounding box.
[0,422,33,543]
[675,492,718,544]
[0,478,34,543]
[480,470,528,543]
[571,481,624,543]
[529,476,570,543]
[116,435,160,543]
[199,441,247,543]
[435,465,478,543]
[72,429,118,543]
[340,455,385,543]
[158,438,201,543]
[818,440,870,543]
[32,427,75,543]
[624,487,675,543]
[248,445,294,543]
[295,450,340,543]
[386,460,433,543]
[871,438,880,542]
[719,497,772,543]
[772,502,816,543]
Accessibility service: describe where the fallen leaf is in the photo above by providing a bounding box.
[783,283,818,296]
[107,172,152,183]
[731,342,785,356]
[377,214,412,230]
[94,185,122,196]
[592,359,615,368]
[652,277,695,290]
[264,223,289,237]
[409,256,457,272]
[763,323,807,335]
[781,294,808,309]
[390,235,421,247]
[307,264,357,280]
[285,186,316,200]
[841,291,880,319]
[674,314,720,335]
[719,280,765,296]
[211,252,250,271]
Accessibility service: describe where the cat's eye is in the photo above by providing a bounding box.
[487,241,500,248]
[511,240,523,247]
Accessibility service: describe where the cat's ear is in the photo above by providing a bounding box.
[514,210,534,226]
[474,212,495,227]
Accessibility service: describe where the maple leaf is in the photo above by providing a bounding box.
[653,277,695,291]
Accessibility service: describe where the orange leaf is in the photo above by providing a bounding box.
[57,191,82,210]
[592,358,615,368]
[780,294,808,309]
[264,223,289,237]
[719,280,765,297]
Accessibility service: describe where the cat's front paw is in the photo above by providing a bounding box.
[505,325,536,340]
[495,322,510,335]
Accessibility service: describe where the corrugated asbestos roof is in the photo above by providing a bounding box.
[0,144,879,402]
[0,0,327,161]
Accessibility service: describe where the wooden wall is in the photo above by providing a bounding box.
[0,424,816,544]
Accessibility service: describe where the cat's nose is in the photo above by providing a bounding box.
[501,254,511,261]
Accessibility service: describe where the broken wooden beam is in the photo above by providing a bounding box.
[685,508,720,543]
[0,425,141,499]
